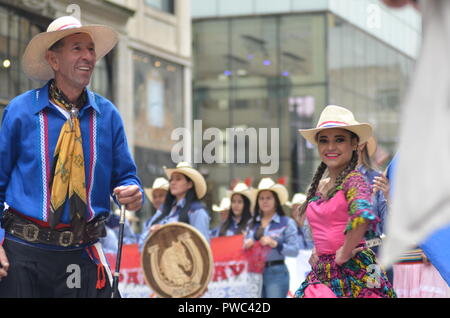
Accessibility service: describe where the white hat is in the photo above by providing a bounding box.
[22,16,118,81]
[144,177,169,205]
[212,197,231,213]
[255,178,289,206]
[286,193,307,208]
[228,182,256,211]
[299,105,373,145]
[164,162,207,199]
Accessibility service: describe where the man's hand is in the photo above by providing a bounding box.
[114,185,143,211]
[373,174,391,202]
[0,246,10,279]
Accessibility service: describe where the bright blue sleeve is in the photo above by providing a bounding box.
[188,208,211,242]
[277,218,300,257]
[110,109,144,206]
[0,108,19,214]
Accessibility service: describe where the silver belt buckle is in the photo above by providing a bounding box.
[22,224,39,242]
[59,231,74,247]
[366,237,382,248]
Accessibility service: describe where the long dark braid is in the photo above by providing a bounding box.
[299,162,327,218]
[325,149,359,199]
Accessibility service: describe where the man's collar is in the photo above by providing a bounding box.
[32,81,100,114]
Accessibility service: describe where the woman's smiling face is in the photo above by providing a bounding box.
[317,128,358,172]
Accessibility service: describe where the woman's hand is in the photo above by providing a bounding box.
[373,175,390,202]
[150,224,162,233]
[243,238,255,249]
[308,248,319,267]
[260,236,278,248]
[335,246,364,266]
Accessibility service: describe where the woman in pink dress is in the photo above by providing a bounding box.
[294,105,396,298]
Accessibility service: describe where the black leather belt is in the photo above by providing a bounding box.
[265,260,285,267]
[2,209,107,248]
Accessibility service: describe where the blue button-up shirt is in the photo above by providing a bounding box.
[246,214,300,262]
[210,217,250,238]
[0,82,143,245]
[358,165,387,236]
[138,198,210,251]
[298,219,314,250]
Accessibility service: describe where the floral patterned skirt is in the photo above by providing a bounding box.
[294,248,396,298]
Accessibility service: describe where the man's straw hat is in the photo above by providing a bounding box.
[22,16,118,81]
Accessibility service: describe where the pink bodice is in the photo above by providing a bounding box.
[306,190,365,256]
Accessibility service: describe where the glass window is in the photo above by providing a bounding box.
[280,14,326,85]
[193,20,230,89]
[194,13,328,198]
[133,51,184,184]
[90,54,113,100]
[230,16,278,88]
[327,13,415,167]
[0,6,44,103]
[144,0,175,14]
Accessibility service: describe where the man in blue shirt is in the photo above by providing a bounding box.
[0,16,143,297]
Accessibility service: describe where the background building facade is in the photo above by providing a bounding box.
[192,0,421,202]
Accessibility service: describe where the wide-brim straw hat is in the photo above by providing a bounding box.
[228,182,256,211]
[366,136,377,157]
[255,178,289,206]
[212,197,231,212]
[22,15,118,81]
[286,193,307,208]
[164,162,207,199]
[299,105,373,145]
[144,177,169,205]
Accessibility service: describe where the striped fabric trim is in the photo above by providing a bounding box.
[93,242,113,287]
[396,248,424,264]
[56,23,81,31]
[86,109,97,221]
[39,110,51,221]
[318,121,349,128]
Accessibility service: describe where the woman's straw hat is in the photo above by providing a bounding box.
[212,197,231,212]
[22,16,118,81]
[228,182,256,211]
[144,177,169,205]
[164,162,207,199]
[255,178,289,206]
[286,193,307,208]
[366,136,378,157]
[299,105,373,145]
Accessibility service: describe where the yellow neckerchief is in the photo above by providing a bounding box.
[48,82,87,240]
